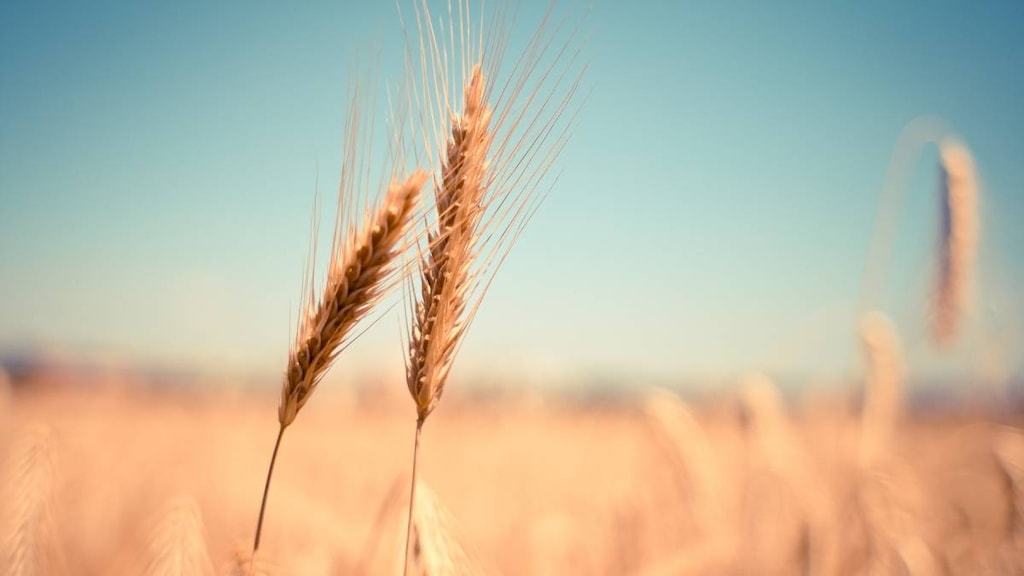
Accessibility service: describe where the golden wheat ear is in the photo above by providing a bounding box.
[932,138,978,348]
[0,425,65,576]
[396,2,586,573]
[402,482,487,576]
[641,388,727,539]
[400,0,587,425]
[140,498,215,576]
[251,73,430,557]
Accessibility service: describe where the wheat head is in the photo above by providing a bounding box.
[641,388,726,539]
[405,64,492,422]
[402,482,484,576]
[933,137,978,348]
[141,498,215,576]
[0,426,64,576]
[401,0,585,424]
[858,311,904,467]
[281,170,427,427]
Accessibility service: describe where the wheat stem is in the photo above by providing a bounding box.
[252,424,285,557]
[402,418,424,576]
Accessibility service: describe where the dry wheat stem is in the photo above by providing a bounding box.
[402,420,425,575]
[253,170,427,557]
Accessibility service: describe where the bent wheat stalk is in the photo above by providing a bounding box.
[857,118,979,352]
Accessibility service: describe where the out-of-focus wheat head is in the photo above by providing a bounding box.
[932,137,978,348]
[738,373,797,471]
[140,498,215,576]
[858,311,904,467]
[0,367,10,415]
[402,482,485,576]
[857,462,929,575]
[642,388,726,540]
[738,373,839,576]
[227,544,274,576]
[993,427,1024,540]
[0,426,65,576]
[401,0,585,423]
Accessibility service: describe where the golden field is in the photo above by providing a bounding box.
[1,380,1021,575]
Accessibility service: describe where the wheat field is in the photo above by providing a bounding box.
[1,1,1020,575]
[1,381,1021,575]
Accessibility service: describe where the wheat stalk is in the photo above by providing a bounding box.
[397,1,585,573]
[0,426,64,576]
[251,154,428,555]
[141,498,215,576]
[933,138,978,348]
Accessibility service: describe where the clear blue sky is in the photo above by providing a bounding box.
[1,1,1021,387]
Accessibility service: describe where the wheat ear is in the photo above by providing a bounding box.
[406,64,492,426]
[398,2,585,571]
[401,63,490,576]
[642,388,726,539]
[141,498,215,576]
[933,138,978,347]
[252,170,426,557]
[402,482,483,576]
[1,426,63,576]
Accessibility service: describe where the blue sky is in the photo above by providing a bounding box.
[1,1,1021,387]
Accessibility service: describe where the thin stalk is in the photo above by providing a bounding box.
[402,418,425,576]
[253,425,286,556]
